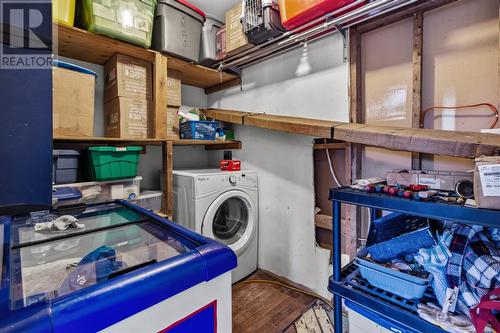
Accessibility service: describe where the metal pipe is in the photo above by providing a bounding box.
[223,0,417,69]
[220,0,417,69]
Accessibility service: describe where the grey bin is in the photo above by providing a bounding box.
[52,150,80,185]
[152,0,206,63]
[199,15,223,67]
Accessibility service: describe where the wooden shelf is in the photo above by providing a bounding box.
[173,140,242,150]
[204,108,500,158]
[56,24,239,92]
[53,136,242,150]
[204,108,342,138]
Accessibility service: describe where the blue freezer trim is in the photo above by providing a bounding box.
[0,201,237,333]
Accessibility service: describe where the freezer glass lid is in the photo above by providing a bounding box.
[10,204,198,309]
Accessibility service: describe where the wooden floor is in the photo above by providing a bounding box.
[232,269,318,333]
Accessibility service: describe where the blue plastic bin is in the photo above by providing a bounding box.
[180,121,219,140]
[365,213,435,262]
[355,258,432,300]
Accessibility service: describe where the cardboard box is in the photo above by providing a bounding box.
[474,156,500,210]
[167,76,181,107]
[216,25,227,60]
[225,3,253,56]
[104,54,153,102]
[53,66,95,137]
[166,107,180,139]
[386,169,473,191]
[104,97,152,139]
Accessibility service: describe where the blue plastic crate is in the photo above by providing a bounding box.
[180,121,219,140]
[355,258,432,300]
[365,212,435,262]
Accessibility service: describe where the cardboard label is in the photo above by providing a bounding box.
[479,164,500,197]
[418,176,441,189]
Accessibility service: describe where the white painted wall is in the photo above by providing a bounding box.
[207,33,349,297]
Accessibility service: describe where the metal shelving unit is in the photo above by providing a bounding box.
[328,187,500,333]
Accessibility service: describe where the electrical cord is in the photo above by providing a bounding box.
[323,139,342,187]
[419,103,499,129]
[234,279,332,307]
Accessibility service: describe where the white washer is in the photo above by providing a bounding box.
[173,169,258,282]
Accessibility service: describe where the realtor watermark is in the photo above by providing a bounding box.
[0,0,52,69]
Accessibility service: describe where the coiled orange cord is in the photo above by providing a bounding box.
[419,103,499,129]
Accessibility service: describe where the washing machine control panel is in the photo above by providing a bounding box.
[195,172,257,195]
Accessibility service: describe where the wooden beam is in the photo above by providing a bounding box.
[344,27,363,261]
[333,123,500,158]
[205,77,241,94]
[411,11,424,169]
[204,141,242,150]
[356,0,461,33]
[154,53,168,139]
[313,142,346,150]
[162,141,174,217]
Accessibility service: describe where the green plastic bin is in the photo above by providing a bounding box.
[88,146,142,181]
[78,0,157,48]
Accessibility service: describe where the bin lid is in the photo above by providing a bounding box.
[53,60,97,78]
[176,0,206,18]
[159,0,206,22]
[88,146,143,152]
[53,149,80,157]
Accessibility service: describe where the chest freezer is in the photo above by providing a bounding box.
[0,201,236,333]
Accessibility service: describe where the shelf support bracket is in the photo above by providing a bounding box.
[334,24,349,63]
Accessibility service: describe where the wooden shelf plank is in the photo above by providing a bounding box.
[332,123,500,158]
[166,57,239,90]
[205,108,341,138]
[204,108,500,158]
[174,140,242,150]
[56,24,239,92]
[53,136,241,149]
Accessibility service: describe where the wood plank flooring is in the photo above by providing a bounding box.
[232,269,318,333]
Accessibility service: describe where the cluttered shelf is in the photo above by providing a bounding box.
[56,24,239,92]
[329,263,447,333]
[329,185,500,333]
[329,187,499,227]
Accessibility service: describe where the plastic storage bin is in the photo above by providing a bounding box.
[78,0,156,48]
[153,0,206,62]
[53,177,143,205]
[180,121,219,140]
[365,213,435,262]
[278,0,359,30]
[243,0,285,45]
[53,0,76,26]
[87,146,142,181]
[355,258,432,300]
[199,15,224,66]
[53,150,80,184]
[346,300,415,333]
[131,190,163,212]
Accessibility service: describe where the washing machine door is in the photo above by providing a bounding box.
[202,190,256,255]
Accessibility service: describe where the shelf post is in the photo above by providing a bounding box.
[333,200,343,333]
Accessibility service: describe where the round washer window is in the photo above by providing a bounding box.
[212,197,248,245]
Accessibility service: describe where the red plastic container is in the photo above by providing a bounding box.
[278,0,359,30]
[220,160,241,171]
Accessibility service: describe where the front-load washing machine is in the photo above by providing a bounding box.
[173,169,258,282]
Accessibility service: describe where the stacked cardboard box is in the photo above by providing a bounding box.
[104,54,153,139]
[167,74,181,139]
[53,66,96,137]
[225,3,253,56]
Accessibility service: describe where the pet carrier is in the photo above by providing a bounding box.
[242,0,285,45]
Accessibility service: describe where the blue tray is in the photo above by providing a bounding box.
[355,259,432,300]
